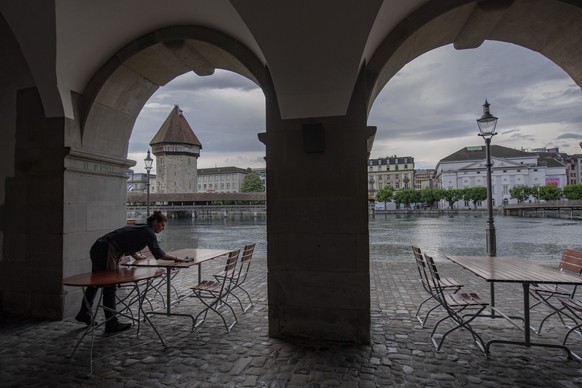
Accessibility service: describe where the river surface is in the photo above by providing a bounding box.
[157,214,581,266]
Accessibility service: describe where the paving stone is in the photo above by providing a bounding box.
[3,258,582,387]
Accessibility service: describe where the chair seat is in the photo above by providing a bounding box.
[445,292,488,308]
[192,280,222,293]
[531,284,570,295]
[560,297,582,312]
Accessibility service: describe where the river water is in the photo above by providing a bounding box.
[156,214,581,266]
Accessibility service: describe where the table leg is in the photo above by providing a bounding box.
[523,282,531,345]
[166,267,171,315]
[490,282,496,319]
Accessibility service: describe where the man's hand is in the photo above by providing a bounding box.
[132,253,147,260]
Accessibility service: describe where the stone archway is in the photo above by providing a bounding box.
[366,0,582,113]
[60,26,272,317]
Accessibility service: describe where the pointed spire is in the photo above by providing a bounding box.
[150,106,202,147]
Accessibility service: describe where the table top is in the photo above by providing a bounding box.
[63,267,164,287]
[446,255,582,285]
[126,248,233,268]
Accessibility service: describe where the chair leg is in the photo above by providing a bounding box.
[430,305,487,354]
[238,286,254,311]
[415,295,433,324]
[193,292,238,333]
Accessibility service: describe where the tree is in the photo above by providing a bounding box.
[375,187,394,207]
[240,172,265,192]
[419,188,441,208]
[442,189,463,209]
[538,184,562,201]
[463,187,487,209]
[509,185,531,203]
[393,189,418,208]
[563,184,582,200]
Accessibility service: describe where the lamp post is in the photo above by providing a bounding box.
[144,150,153,216]
[476,100,498,257]
[368,176,375,218]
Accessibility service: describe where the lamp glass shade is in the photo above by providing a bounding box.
[477,100,498,137]
[477,116,498,137]
[144,150,154,170]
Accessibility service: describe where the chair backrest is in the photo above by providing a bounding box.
[241,243,256,264]
[224,249,240,275]
[559,249,582,275]
[424,253,445,302]
[235,243,256,284]
[412,245,432,292]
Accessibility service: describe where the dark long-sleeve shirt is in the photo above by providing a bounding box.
[99,224,166,259]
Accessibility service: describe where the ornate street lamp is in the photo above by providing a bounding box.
[144,150,154,216]
[368,176,375,218]
[477,100,498,257]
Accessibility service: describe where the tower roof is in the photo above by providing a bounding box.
[150,105,202,147]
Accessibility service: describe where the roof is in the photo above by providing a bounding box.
[198,166,252,175]
[440,145,534,163]
[150,105,202,147]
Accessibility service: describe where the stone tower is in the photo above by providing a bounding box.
[150,105,202,193]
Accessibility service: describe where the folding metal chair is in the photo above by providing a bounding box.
[412,245,463,327]
[190,249,240,332]
[227,243,256,313]
[424,253,489,354]
[558,297,582,360]
[529,249,582,334]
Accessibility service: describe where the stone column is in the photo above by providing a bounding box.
[0,88,66,318]
[262,70,374,343]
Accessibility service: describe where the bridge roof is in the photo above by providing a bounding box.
[127,192,265,202]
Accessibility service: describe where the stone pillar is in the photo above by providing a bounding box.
[0,88,66,318]
[262,71,373,343]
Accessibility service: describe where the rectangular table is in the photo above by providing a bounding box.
[125,248,233,320]
[446,255,582,359]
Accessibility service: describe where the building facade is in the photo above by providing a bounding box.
[126,170,156,194]
[367,156,415,194]
[436,145,567,208]
[413,169,435,190]
[197,166,252,193]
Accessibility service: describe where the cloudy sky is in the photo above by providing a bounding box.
[129,41,582,173]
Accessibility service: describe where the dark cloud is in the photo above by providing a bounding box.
[129,41,582,172]
[556,133,582,140]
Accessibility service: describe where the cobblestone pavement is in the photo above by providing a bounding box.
[2,255,582,387]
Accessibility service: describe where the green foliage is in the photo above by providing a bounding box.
[538,184,562,201]
[463,187,487,209]
[509,185,531,203]
[419,188,441,208]
[240,172,265,192]
[393,189,420,208]
[442,189,463,209]
[375,187,394,204]
[563,184,582,200]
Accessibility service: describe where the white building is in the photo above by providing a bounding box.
[197,166,252,193]
[435,145,567,208]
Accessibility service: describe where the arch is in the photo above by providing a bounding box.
[77,25,273,160]
[366,0,582,114]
